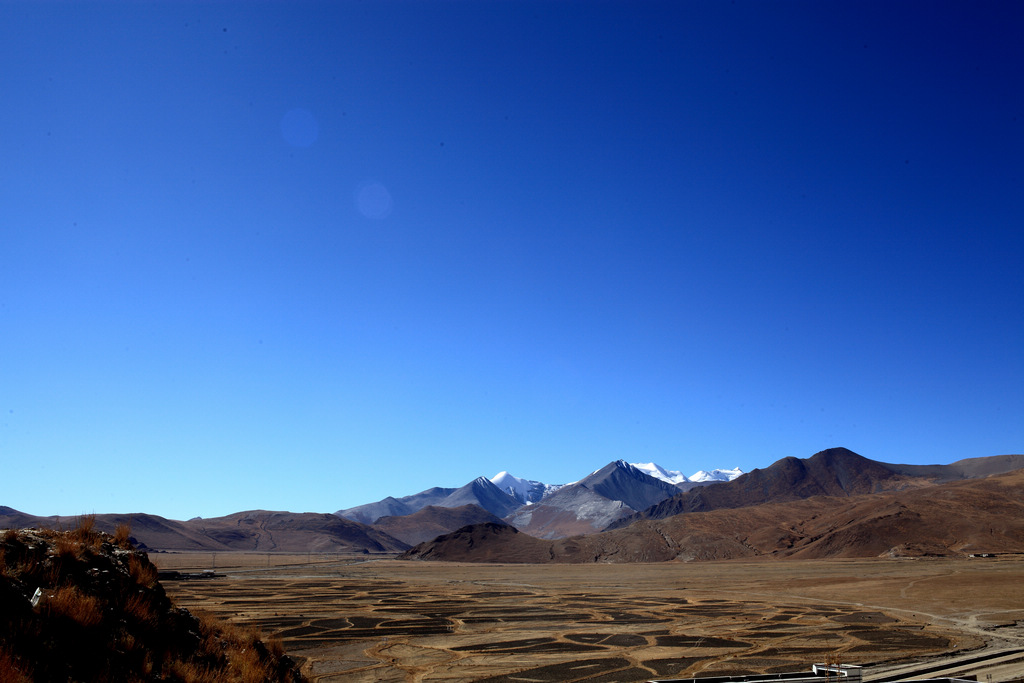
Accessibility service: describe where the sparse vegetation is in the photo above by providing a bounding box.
[0,647,32,683]
[44,584,104,628]
[114,520,133,548]
[0,518,305,682]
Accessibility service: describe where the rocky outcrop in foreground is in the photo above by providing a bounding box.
[0,520,305,682]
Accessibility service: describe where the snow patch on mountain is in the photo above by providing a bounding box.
[490,471,563,505]
[631,462,744,485]
[631,462,689,485]
[690,467,744,482]
[491,463,744,505]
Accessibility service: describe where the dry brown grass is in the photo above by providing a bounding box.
[114,521,133,548]
[232,645,267,683]
[37,515,104,564]
[44,585,104,628]
[0,529,305,682]
[0,647,32,683]
[266,635,286,659]
[0,534,53,585]
[54,533,84,562]
[187,609,301,682]
[128,553,158,588]
[73,513,96,536]
[123,592,158,627]
[168,659,221,683]
[68,514,103,552]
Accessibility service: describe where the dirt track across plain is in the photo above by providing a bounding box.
[153,554,1024,682]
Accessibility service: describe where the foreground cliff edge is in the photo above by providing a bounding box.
[0,518,306,682]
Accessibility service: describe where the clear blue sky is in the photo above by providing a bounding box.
[2,1,1021,520]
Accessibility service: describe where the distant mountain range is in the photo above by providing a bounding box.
[504,461,688,538]
[630,462,744,488]
[335,460,745,539]
[606,449,1024,529]
[4,449,1023,561]
[0,458,743,555]
[336,476,521,525]
[404,451,1024,563]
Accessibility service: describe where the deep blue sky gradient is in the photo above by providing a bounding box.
[2,1,1022,519]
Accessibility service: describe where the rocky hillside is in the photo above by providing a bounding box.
[336,477,521,524]
[505,460,684,538]
[0,519,305,682]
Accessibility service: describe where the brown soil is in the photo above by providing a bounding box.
[153,554,1024,682]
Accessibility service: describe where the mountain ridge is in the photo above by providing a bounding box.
[401,465,1024,563]
[6,450,1022,557]
[0,508,410,555]
[606,447,976,530]
[335,459,745,534]
[503,460,686,538]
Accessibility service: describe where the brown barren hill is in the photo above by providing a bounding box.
[610,447,956,529]
[180,510,409,553]
[402,468,1024,563]
[0,508,224,552]
[371,504,505,546]
[400,522,554,562]
[0,508,409,554]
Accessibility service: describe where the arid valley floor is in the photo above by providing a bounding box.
[152,554,1024,683]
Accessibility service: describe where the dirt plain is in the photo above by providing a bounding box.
[152,553,1024,683]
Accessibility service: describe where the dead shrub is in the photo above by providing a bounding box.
[190,610,288,681]
[71,515,105,554]
[124,592,157,627]
[76,514,95,533]
[72,514,96,540]
[231,645,266,683]
[128,554,158,588]
[266,636,285,659]
[114,521,133,548]
[55,534,83,562]
[44,585,103,628]
[196,608,239,639]
[168,659,220,683]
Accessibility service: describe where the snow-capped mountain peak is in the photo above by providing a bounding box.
[630,462,690,485]
[630,462,745,486]
[689,467,744,482]
[488,462,743,506]
[490,471,562,505]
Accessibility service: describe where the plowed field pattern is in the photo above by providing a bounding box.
[155,556,1024,682]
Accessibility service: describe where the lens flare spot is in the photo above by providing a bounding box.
[355,182,393,220]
